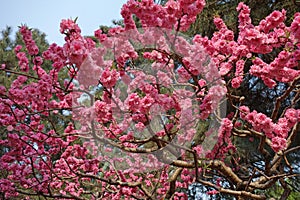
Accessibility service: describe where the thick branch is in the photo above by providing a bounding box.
[165,168,183,199]
[197,179,266,200]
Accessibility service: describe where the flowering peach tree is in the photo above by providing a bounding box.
[1,0,300,199]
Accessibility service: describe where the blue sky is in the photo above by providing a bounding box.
[0,0,127,45]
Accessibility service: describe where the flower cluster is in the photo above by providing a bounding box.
[60,19,95,67]
[290,13,300,40]
[240,106,300,152]
[121,0,205,31]
[100,68,119,88]
[19,26,39,55]
[42,43,66,71]
[1,1,300,199]
[194,2,300,89]
[15,51,29,72]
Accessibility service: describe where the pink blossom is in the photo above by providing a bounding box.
[14,45,22,53]
[16,52,29,72]
[284,108,299,128]
[193,145,203,156]
[19,26,39,55]
[271,136,287,152]
[198,79,206,87]
[157,70,172,86]
[94,29,107,42]
[236,2,252,28]
[100,68,119,88]
[214,17,227,30]
[7,125,14,131]
[60,19,81,35]
[231,77,243,88]
[94,101,112,123]
[290,13,300,39]
[177,67,191,82]
[125,93,140,112]
[219,62,233,76]
[259,10,286,33]
[140,95,154,114]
